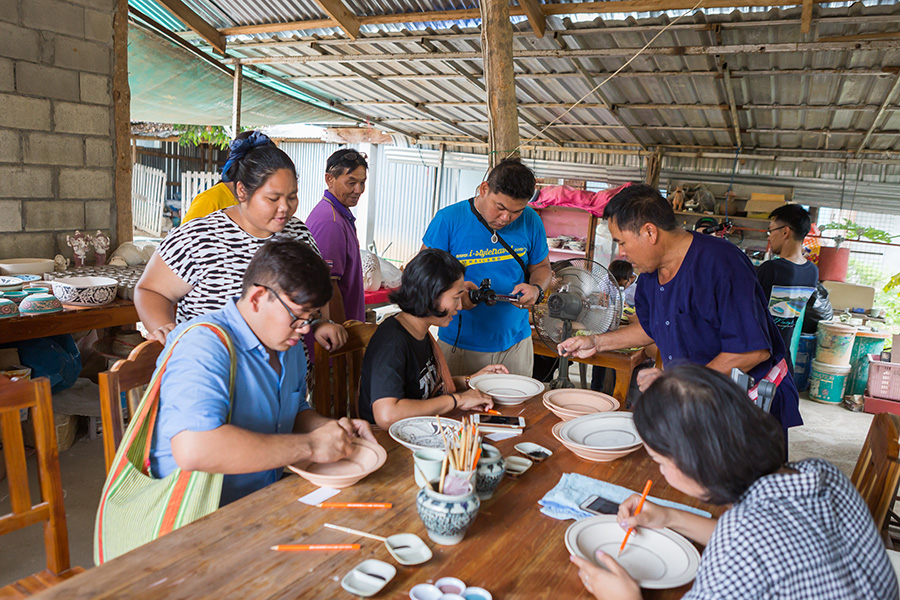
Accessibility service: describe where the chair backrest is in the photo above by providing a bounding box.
[313,321,377,419]
[0,376,71,575]
[852,412,900,531]
[98,340,164,474]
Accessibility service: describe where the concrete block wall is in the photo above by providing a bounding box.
[0,0,116,261]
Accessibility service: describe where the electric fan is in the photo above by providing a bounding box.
[533,258,623,389]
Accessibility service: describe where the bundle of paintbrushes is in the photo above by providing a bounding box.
[435,415,483,494]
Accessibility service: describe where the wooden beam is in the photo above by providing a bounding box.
[801,0,813,33]
[644,149,662,188]
[114,0,132,246]
[156,0,226,53]
[723,64,743,147]
[311,0,360,40]
[341,100,888,111]
[856,73,900,154]
[231,62,243,133]
[220,19,334,36]
[819,31,900,43]
[518,0,546,38]
[481,0,521,163]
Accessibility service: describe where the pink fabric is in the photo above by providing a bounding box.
[531,182,632,218]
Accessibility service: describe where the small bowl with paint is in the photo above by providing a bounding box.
[410,583,442,600]
[435,577,466,596]
[463,587,493,600]
[341,559,396,597]
[438,595,466,600]
[514,442,553,462]
[504,456,533,479]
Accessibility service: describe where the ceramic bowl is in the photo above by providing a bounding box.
[0,276,24,292]
[288,438,386,488]
[434,577,467,596]
[0,298,19,318]
[514,442,553,462]
[23,284,50,294]
[543,389,619,422]
[18,293,63,315]
[409,584,442,600]
[547,237,563,249]
[559,413,642,451]
[551,423,640,462]
[51,276,118,306]
[1,291,28,304]
[462,587,492,600]
[468,373,544,406]
[504,456,533,478]
[390,416,462,452]
[0,258,54,276]
[340,559,396,598]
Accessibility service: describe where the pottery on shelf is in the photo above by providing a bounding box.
[19,293,63,315]
[50,276,118,306]
[0,258,54,276]
[474,444,506,500]
[0,298,19,318]
[416,477,480,545]
[2,291,28,304]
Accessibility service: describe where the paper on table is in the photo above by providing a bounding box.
[298,487,341,506]
[486,430,523,441]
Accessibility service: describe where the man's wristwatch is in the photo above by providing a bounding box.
[532,283,545,304]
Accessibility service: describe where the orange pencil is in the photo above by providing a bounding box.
[486,409,501,415]
[270,544,360,551]
[618,479,653,556]
[316,502,392,509]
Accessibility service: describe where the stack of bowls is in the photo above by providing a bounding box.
[543,389,619,421]
[551,412,642,462]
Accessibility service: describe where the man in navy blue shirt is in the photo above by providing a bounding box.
[559,184,802,440]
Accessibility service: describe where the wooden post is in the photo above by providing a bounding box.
[643,149,661,188]
[480,0,519,167]
[113,0,132,245]
[232,62,243,134]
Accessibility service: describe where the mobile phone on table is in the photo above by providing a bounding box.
[579,495,620,515]
[472,414,525,428]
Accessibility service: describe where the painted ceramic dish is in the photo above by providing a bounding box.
[468,374,544,406]
[565,515,701,589]
[559,413,642,450]
[0,258,54,276]
[288,438,386,488]
[389,416,462,451]
[513,442,553,462]
[1,291,28,304]
[504,456,533,478]
[340,559,396,598]
[51,276,118,306]
[18,293,63,315]
[0,276,24,292]
[0,298,19,318]
[543,389,619,421]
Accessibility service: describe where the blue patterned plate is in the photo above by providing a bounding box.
[0,276,24,292]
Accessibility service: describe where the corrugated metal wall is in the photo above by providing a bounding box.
[281,141,355,218]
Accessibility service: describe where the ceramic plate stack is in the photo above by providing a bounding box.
[0,276,24,293]
[543,389,619,421]
[468,373,544,406]
[565,516,701,589]
[552,412,642,462]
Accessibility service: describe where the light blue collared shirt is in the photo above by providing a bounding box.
[149,298,310,505]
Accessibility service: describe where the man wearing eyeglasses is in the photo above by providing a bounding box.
[306,149,369,324]
[757,204,819,370]
[149,238,375,506]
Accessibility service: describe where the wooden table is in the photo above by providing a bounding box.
[533,331,648,403]
[37,400,717,600]
[0,300,138,343]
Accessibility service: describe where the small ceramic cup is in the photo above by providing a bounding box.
[435,577,467,595]
[409,583,442,600]
[474,444,506,500]
[413,448,446,488]
[462,587,493,600]
[416,479,480,545]
[23,286,50,295]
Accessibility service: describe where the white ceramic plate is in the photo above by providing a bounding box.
[468,374,544,405]
[341,559,396,597]
[565,516,701,589]
[544,389,619,414]
[389,416,462,451]
[559,413,642,450]
[0,276,24,292]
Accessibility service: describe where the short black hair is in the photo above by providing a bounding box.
[485,158,535,202]
[242,238,332,309]
[603,183,677,233]
[609,260,634,284]
[633,364,785,505]
[326,148,368,178]
[225,133,297,199]
[390,249,465,318]
[769,204,812,242]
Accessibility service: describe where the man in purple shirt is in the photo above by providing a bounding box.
[306,149,367,323]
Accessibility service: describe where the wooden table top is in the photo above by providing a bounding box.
[0,299,138,343]
[37,399,717,600]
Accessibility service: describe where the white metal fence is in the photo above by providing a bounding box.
[180,171,220,219]
[132,163,166,237]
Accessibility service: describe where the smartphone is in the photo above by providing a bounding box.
[473,414,525,428]
[579,495,620,515]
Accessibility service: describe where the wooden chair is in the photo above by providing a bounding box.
[851,412,900,535]
[313,320,377,419]
[98,340,164,475]
[0,376,84,596]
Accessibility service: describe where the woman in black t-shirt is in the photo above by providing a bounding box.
[358,249,507,428]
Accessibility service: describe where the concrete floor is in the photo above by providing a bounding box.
[0,389,877,587]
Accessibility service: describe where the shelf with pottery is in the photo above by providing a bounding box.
[536,205,599,263]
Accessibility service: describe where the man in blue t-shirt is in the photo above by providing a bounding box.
[423,159,551,377]
[559,184,801,445]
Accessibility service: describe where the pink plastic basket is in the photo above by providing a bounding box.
[867,354,900,402]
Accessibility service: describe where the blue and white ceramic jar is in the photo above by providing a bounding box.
[475,444,506,500]
[416,480,480,545]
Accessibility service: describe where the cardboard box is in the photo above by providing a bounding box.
[745,193,786,219]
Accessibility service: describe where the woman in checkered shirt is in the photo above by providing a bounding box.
[572,364,898,600]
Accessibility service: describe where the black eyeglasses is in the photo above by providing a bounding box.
[254,283,321,329]
[327,151,368,172]
[767,225,790,236]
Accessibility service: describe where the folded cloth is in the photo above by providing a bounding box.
[539,472,712,521]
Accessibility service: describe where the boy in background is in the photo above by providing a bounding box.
[591,259,638,393]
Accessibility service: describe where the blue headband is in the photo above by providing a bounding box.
[221,131,271,182]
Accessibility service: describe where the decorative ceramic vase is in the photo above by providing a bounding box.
[416,479,480,545]
[475,445,506,500]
